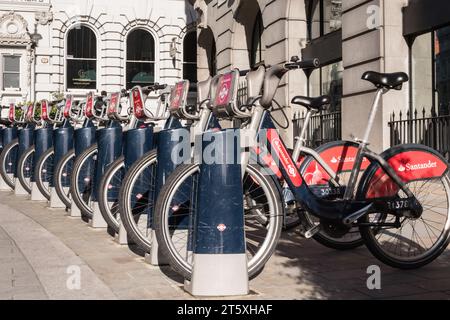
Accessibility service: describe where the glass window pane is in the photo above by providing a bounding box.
[308,67,321,97]
[435,26,450,115]
[127,30,155,61]
[412,32,433,113]
[3,73,19,89]
[183,32,197,63]
[66,60,97,89]
[321,61,343,112]
[67,27,97,59]
[126,62,155,89]
[183,63,197,83]
[250,12,264,67]
[323,0,342,35]
[4,56,20,72]
[310,0,321,40]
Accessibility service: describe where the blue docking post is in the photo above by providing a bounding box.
[74,120,96,156]
[33,128,53,183]
[49,120,74,207]
[14,125,35,194]
[185,128,248,296]
[90,121,122,228]
[147,125,189,265]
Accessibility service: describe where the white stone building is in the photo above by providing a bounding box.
[0,0,197,104]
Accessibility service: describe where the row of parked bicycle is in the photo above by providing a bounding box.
[0,56,449,282]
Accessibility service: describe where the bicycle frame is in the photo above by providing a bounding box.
[243,90,434,226]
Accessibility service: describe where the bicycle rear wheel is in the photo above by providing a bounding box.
[54,149,75,208]
[0,139,19,190]
[360,174,450,269]
[17,146,35,194]
[34,147,54,200]
[70,144,97,219]
[154,162,283,280]
[98,156,125,233]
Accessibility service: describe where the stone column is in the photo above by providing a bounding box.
[341,0,409,152]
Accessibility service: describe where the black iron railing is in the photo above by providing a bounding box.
[293,110,342,148]
[389,106,450,160]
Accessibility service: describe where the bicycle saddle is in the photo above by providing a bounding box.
[362,71,409,90]
[291,95,330,112]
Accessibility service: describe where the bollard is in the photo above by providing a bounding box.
[49,123,74,208]
[69,122,96,217]
[31,127,53,201]
[90,121,122,228]
[148,126,189,265]
[15,126,34,196]
[0,127,18,190]
[184,129,248,297]
[114,124,153,244]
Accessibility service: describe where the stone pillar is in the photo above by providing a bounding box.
[341,0,409,152]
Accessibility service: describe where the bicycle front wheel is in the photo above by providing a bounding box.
[0,139,19,190]
[99,156,125,233]
[154,163,283,280]
[54,149,75,208]
[70,144,97,219]
[34,147,54,200]
[17,146,35,194]
[118,150,157,252]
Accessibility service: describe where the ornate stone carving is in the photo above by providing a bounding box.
[0,11,31,46]
[193,0,208,29]
[35,10,53,26]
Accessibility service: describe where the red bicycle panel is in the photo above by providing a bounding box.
[41,100,49,121]
[267,129,303,187]
[64,95,73,118]
[84,93,94,118]
[169,81,188,111]
[214,72,234,107]
[302,145,370,185]
[8,103,15,122]
[131,87,145,119]
[25,103,33,121]
[107,92,120,116]
[366,150,448,198]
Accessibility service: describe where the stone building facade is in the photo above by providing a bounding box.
[0,0,196,104]
[190,0,450,152]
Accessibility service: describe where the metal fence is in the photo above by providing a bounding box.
[389,106,450,160]
[293,110,342,148]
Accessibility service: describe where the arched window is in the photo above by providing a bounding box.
[66,26,97,89]
[126,29,155,89]
[250,11,264,68]
[183,32,197,83]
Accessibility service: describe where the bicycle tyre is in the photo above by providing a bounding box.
[17,146,35,194]
[98,156,125,233]
[53,148,75,208]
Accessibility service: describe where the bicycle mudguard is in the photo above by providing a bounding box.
[299,140,370,186]
[357,144,449,200]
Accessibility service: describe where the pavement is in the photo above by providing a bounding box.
[1,190,450,300]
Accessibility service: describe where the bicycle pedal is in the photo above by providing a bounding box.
[304,225,321,239]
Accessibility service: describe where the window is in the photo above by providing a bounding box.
[308,60,343,112]
[308,0,342,40]
[183,32,197,83]
[411,25,450,115]
[250,11,264,68]
[66,26,97,90]
[3,55,20,90]
[126,29,155,89]
[209,39,217,77]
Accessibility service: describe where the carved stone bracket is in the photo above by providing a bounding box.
[192,0,208,29]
